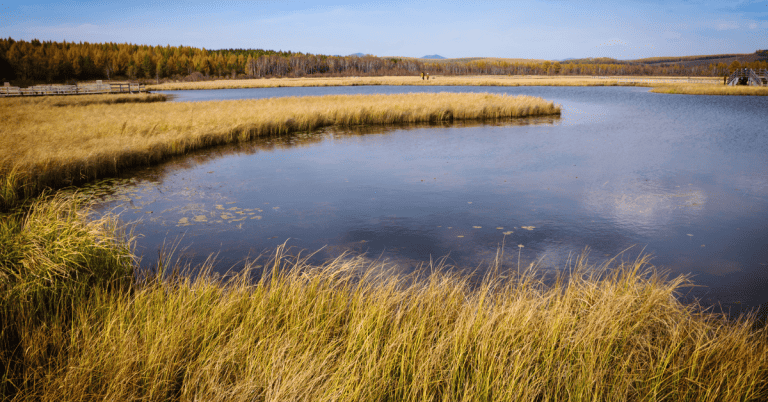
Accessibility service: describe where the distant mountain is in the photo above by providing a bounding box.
[421,54,445,59]
[348,53,366,57]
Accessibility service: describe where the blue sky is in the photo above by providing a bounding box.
[1,0,766,60]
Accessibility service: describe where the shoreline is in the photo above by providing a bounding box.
[147,75,768,96]
[2,198,766,400]
[0,92,560,209]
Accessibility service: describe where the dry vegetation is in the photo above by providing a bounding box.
[1,81,767,401]
[0,92,560,208]
[0,92,167,107]
[148,75,766,96]
[148,75,626,90]
[649,83,768,96]
[1,195,766,401]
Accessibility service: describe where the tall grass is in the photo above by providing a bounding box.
[0,93,560,209]
[149,76,768,96]
[0,92,168,107]
[1,198,766,401]
[149,75,625,90]
[0,194,134,398]
[649,83,768,96]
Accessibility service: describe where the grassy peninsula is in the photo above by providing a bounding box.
[1,195,766,401]
[0,92,560,208]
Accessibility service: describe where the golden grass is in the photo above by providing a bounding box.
[649,83,768,96]
[0,93,560,208]
[0,92,167,107]
[148,75,626,91]
[149,75,768,96]
[2,197,766,401]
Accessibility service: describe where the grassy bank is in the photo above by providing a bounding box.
[149,75,625,91]
[148,75,768,96]
[0,92,559,209]
[1,195,766,401]
[0,92,167,107]
[649,83,768,96]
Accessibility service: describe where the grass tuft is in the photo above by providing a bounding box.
[0,194,134,398]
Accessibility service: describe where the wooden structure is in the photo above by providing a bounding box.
[0,81,146,97]
[726,68,767,86]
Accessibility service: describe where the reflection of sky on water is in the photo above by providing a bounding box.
[88,86,768,309]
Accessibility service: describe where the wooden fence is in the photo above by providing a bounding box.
[0,82,146,97]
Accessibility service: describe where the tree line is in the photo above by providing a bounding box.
[1,38,766,85]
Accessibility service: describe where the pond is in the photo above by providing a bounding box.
[85,85,768,309]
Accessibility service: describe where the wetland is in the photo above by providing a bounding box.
[86,85,768,309]
[4,84,768,401]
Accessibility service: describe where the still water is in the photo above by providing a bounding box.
[87,86,768,308]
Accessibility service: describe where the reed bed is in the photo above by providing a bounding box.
[0,92,167,107]
[0,93,559,209]
[149,76,764,96]
[148,75,624,91]
[1,195,767,401]
[649,83,768,96]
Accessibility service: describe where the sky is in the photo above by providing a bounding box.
[1,0,766,60]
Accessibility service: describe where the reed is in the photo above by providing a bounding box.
[0,93,560,209]
[148,75,625,90]
[0,194,134,398]
[0,92,167,107]
[149,76,768,96]
[649,83,768,96]
[1,197,766,400]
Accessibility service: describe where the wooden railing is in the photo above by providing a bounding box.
[757,69,768,86]
[727,69,765,86]
[0,82,146,96]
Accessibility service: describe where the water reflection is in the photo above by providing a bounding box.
[87,86,768,311]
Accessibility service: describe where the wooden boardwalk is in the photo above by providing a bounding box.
[0,81,147,97]
[726,69,767,86]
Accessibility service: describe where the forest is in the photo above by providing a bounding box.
[1,38,767,85]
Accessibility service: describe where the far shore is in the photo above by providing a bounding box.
[146,75,768,96]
